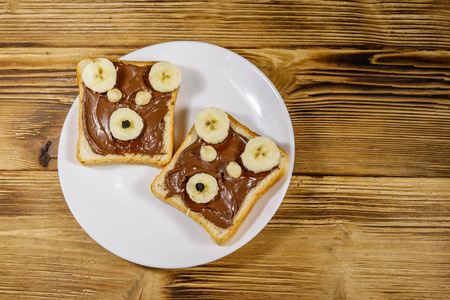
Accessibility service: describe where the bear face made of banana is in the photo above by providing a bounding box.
[80,58,181,155]
[185,107,281,204]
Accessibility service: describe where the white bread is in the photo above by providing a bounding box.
[76,58,179,167]
[151,113,289,245]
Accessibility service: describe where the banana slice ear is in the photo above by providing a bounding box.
[194,107,230,144]
[241,137,280,173]
[148,61,181,93]
[82,58,117,93]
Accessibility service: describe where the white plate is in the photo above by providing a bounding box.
[58,41,294,268]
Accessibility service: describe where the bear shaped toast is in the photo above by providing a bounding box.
[151,107,289,245]
[76,58,181,167]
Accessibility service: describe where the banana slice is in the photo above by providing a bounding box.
[107,88,122,102]
[109,108,144,141]
[82,58,117,93]
[135,91,152,105]
[226,162,242,178]
[186,173,219,204]
[148,61,181,93]
[241,137,280,173]
[194,107,230,144]
[200,145,217,162]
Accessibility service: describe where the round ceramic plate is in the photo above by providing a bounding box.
[58,41,294,268]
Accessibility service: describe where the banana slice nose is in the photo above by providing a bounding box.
[186,173,219,204]
[109,108,144,141]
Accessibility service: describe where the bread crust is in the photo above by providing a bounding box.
[151,113,289,245]
[76,58,179,167]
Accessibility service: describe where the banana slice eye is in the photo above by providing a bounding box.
[148,61,181,93]
[135,91,152,105]
[186,173,219,204]
[200,145,217,162]
[107,88,122,102]
[226,162,242,178]
[82,58,117,93]
[109,108,144,141]
[241,137,280,173]
[194,107,230,144]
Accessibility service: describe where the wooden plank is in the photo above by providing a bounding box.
[0,48,449,177]
[0,0,448,49]
[0,172,449,298]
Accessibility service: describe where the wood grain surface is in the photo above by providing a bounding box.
[1,0,449,299]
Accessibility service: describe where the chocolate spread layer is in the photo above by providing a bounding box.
[165,129,275,229]
[81,62,172,155]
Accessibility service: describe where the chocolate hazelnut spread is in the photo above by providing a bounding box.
[165,129,275,229]
[81,62,172,155]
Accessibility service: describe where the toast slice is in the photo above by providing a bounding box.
[76,58,180,167]
[151,110,289,245]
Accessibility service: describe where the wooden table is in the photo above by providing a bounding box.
[1,1,449,299]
